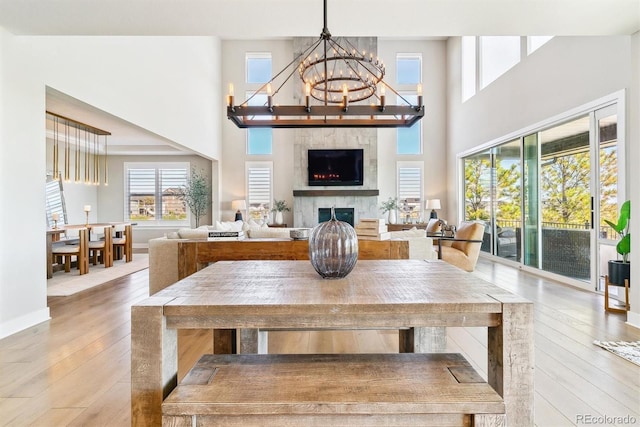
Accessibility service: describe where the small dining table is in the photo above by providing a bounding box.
[46,222,131,278]
[130,259,534,426]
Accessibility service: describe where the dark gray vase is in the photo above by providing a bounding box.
[308,207,358,279]
[608,260,630,287]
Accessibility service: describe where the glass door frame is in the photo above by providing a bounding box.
[591,102,625,292]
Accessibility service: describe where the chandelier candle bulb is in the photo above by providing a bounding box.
[342,84,348,111]
[267,84,273,111]
[417,84,423,108]
[228,83,234,108]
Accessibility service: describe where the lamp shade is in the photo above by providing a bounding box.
[426,199,441,210]
[232,200,247,211]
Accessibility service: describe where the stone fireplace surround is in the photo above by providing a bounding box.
[292,37,381,228]
[292,128,380,228]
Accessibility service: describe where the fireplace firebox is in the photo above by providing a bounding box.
[318,208,354,226]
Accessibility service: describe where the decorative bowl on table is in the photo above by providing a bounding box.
[290,229,309,240]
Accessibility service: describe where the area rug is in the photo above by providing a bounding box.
[593,340,640,367]
[47,253,149,296]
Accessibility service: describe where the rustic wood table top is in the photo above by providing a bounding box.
[131,259,534,426]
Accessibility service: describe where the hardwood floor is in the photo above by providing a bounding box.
[0,259,638,426]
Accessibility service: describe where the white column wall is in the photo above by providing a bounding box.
[0,30,222,338]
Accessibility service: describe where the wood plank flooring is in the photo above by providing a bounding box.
[0,258,638,426]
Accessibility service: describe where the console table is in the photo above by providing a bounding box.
[131,259,534,426]
[387,222,429,231]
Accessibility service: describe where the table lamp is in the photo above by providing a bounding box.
[84,205,91,225]
[426,199,441,219]
[51,212,59,229]
[231,200,246,221]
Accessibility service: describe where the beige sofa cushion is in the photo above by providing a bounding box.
[389,227,426,239]
[177,228,209,239]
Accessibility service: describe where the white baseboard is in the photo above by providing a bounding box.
[0,307,51,340]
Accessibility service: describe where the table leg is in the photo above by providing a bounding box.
[240,329,269,354]
[487,297,534,426]
[399,327,447,353]
[46,233,53,279]
[131,299,178,427]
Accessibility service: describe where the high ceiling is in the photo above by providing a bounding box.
[2,0,639,155]
[1,0,638,37]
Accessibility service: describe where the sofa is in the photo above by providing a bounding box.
[149,222,436,295]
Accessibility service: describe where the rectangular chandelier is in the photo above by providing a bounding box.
[226,0,425,129]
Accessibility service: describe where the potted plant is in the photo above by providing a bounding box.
[380,197,398,225]
[271,199,290,225]
[179,168,211,228]
[604,200,630,286]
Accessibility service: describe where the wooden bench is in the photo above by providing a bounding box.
[162,353,505,427]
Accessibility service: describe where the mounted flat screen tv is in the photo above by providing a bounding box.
[308,149,364,186]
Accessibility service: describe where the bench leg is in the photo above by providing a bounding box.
[473,414,506,426]
[214,329,236,354]
[399,327,447,353]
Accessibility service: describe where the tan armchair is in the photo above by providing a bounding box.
[439,221,485,272]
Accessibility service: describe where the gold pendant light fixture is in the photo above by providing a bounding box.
[46,111,110,186]
[226,0,424,129]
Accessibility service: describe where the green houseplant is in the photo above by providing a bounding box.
[179,168,211,228]
[604,199,630,286]
[380,197,398,225]
[271,199,290,225]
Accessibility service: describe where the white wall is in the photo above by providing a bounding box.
[0,30,222,338]
[447,36,632,220]
[446,35,639,326]
[377,40,448,219]
[220,40,297,224]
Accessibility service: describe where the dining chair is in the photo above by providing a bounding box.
[88,225,113,268]
[113,223,133,262]
[51,227,89,274]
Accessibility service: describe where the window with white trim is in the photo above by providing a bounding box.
[397,161,424,222]
[246,92,272,154]
[396,54,421,85]
[246,53,273,154]
[527,36,553,54]
[246,52,271,84]
[397,93,422,154]
[124,162,189,226]
[461,36,477,102]
[480,36,520,89]
[246,161,273,221]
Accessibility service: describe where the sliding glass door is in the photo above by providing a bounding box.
[462,98,623,292]
[538,116,592,281]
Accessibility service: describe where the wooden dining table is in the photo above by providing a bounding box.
[46,222,131,278]
[131,259,534,426]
